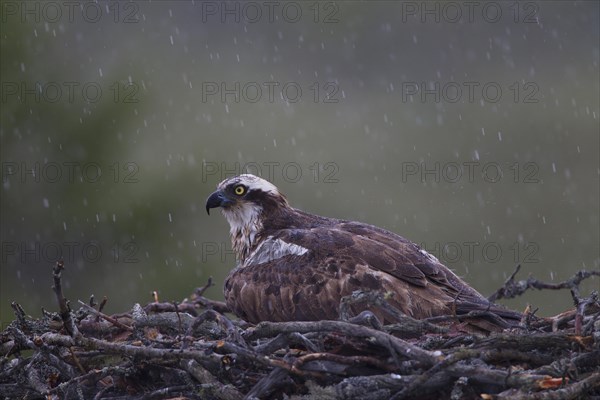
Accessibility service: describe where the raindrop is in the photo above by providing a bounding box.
[98,68,103,77]
[170,35,174,45]
[168,213,173,222]
[497,131,502,141]
[474,150,480,160]
[551,163,556,173]
[42,198,49,208]
[475,192,485,207]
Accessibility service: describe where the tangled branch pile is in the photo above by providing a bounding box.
[1,262,599,399]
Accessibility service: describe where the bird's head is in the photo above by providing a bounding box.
[205,174,289,261]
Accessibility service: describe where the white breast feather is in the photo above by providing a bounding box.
[222,202,263,262]
[245,236,309,266]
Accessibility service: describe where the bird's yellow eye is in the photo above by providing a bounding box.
[234,185,246,196]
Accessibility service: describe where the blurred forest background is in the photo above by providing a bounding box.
[1,1,598,325]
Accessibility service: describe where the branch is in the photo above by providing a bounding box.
[2,264,599,399]
[245,320,440,367]
[488,265,600,302]
[52,261,79,337]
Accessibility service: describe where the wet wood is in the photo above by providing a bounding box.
[1,262,598,399]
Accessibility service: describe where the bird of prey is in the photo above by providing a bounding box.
[205,174,521,331]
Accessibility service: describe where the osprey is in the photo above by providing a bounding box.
[206,174,521,331]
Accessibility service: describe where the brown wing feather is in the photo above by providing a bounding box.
[278,222,487,301]
[224,217,520,329]
[338,221,485,300]
[290,226,431,287]
[224,254,346,322]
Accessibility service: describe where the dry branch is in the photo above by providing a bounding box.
[488,264,600,302]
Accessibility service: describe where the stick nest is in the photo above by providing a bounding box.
[1,262,599,400]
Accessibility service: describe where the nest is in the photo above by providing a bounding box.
[1,262,599,400]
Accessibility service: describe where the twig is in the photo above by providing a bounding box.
[246,320,440,367]
[488,266,600,302]
[188,309,246,346]
[570,290,599,335]
[494,371,600,399]
[195,277,215,297]
[77,300,133,332]
[488,264,523,302]
[179,359,244,400]
[245,366,293,400]
[98,296,108,313]
[52,260,79,337]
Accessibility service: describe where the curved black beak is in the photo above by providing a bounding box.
[205,190,231,214]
